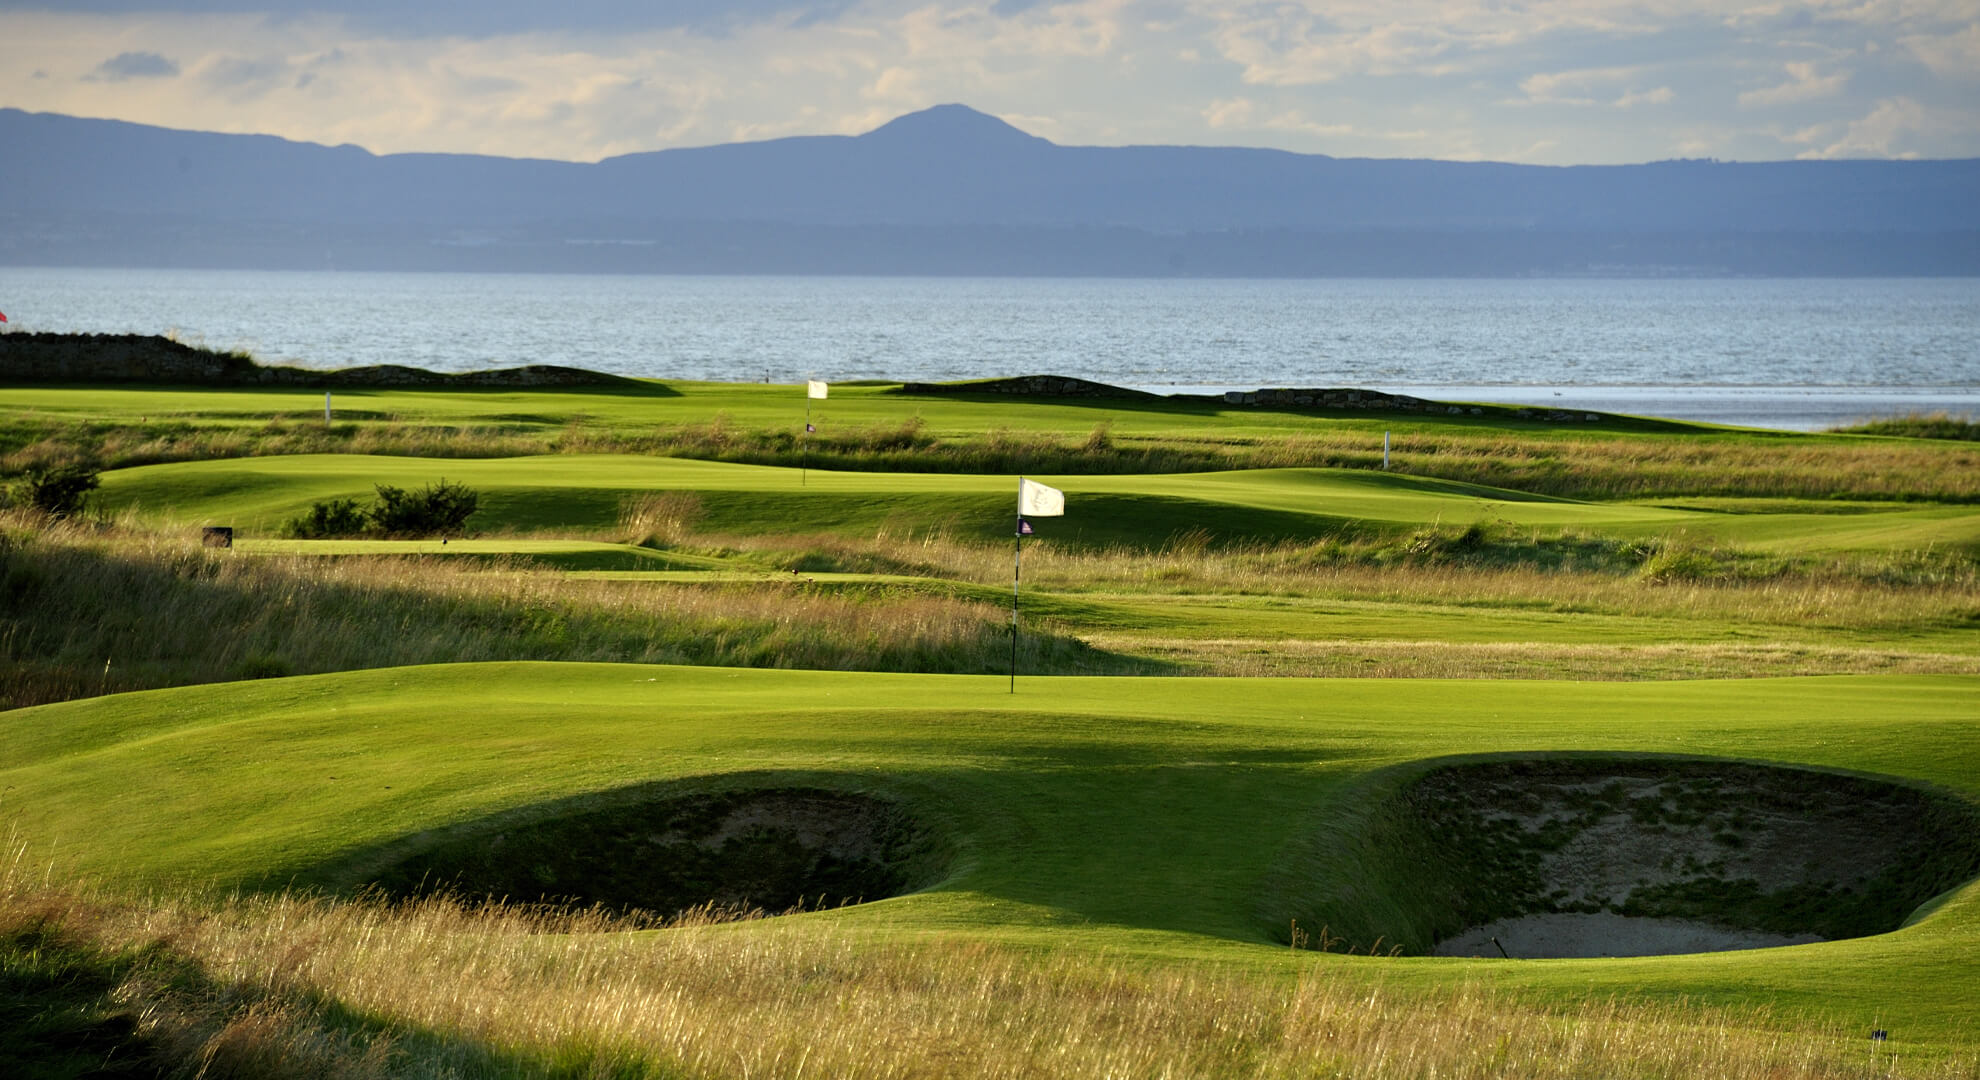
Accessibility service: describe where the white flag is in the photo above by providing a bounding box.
[1018,478,1065,517]
[807,380,829,399]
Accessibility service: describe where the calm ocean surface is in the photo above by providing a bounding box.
[3,268,1976,430]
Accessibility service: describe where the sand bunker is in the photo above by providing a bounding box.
[1392,758,1980,958]
[363,786,939,918]
[1435,913,1823,959]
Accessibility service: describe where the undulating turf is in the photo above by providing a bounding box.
[8,376,1980,1072]
[95,453,1980,554]
[5,664,1977,1045]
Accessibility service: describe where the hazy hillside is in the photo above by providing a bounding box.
[3,104,1975,275]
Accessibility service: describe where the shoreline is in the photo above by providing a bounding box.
[1140,383,1980,431]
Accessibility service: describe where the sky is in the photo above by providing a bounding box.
[3,1,1976,165]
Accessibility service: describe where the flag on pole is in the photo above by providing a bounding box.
[807,380,828,399]
[1010,478,1064,693]
[0,311,8,322]
[1019,478,1065,518]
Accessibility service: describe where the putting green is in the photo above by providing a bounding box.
[6,664,1976,1041]
[97,454,1980,553]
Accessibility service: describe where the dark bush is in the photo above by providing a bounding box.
[279,480,479,539]
[13,465,101,518]
[283,497,368,539]
[369,479,478,538]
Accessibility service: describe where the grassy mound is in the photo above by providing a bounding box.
[89,454,1980,555]
[6,664,1979,1042]
[10,377,1980,502]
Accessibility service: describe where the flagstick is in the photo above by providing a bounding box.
[1011,515,1022,693]
[802,394,811,487]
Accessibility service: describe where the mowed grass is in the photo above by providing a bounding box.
[6,514,1974,712]
[9,378,1980,502]
[3,664,1978,1062]
[9,381,1980,1076]
[0,513,1127,710]
[93,452,1980,555]
[12,451,1976,708]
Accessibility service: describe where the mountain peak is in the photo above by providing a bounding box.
[860,104,1052,150]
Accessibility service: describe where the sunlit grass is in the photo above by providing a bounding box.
[0,510,1121,710]
[7,505,1973,708]
[8,381,1979,501]
[5,864,1969,1080]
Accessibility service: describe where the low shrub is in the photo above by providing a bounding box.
[370,480,478,538]
[10,464,101,518]
[283,497,367,539]
[282,480,478,539]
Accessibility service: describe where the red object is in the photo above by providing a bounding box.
[0,311,8,322]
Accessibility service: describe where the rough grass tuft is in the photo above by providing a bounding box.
[1830,412,1980,441]
[4,858,1972,1080]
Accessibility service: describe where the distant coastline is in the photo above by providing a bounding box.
[3,270,1972,432]
[6,105,1978,277]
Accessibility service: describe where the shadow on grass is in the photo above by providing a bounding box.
[1,921,164,1079]
[0,915,673,1080]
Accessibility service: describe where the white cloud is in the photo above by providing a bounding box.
[1738,61,1849,106]
[1794,95,1972,158]
[1614,86,1673,107]
[1901,23,1980,79]
[1202,96,1254,127]
[1517,65,1644,106]
[2,1,1977,164]
[1515,66,1669,108]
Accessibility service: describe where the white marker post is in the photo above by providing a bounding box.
[325,391,333,425]
[803,379,828,485]
[1012,478,1066,692]
[1383,430,1390,470]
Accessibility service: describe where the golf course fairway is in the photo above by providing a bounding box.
[97,453,1980,554]
[9,663,1978,1046]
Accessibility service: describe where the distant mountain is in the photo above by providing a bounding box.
[2,104,1975,275]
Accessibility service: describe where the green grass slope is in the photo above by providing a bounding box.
[5,664,1977,1043]
[96,454,1980,553]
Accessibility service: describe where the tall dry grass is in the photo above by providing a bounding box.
[1,858,1969,1080]
[688,524,1980,632]
[0,416,547,473]
[1086,637,1980,680]
[1830,413,1980,442]
[9,410,1979,501]
[7,509,1971,709]
[0,511,1118,710]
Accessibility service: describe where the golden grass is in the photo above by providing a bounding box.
[7,510,1971,709]
[1086,637,1980,680]
[0,512,1112,710]
[5,858,1971,1080]
[699,525,1979,632]
[0,418,547,474]
[10,410,1980,501]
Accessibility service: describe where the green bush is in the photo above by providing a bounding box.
[281,480,479,539]
[11,465,101,518]
[283,497,368,539]
[369,480,479,538]
[1638,547,1724,582]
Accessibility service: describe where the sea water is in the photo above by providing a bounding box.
[2,269,1974,430]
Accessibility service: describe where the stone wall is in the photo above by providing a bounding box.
[0,332,626,388]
